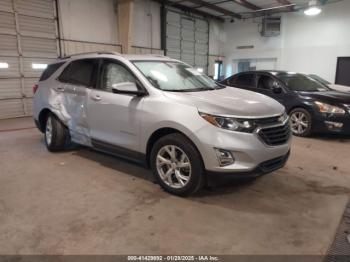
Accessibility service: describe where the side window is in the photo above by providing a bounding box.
[58,59,96,87]
[227,76,238,86]
[99,61,136,92]
[257,75,279,90]
[236,74,255,88]
[39,62,65,81]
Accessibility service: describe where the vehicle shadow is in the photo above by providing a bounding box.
[69,145,259,195]
[72,147,155,183]
[305,133,350,142]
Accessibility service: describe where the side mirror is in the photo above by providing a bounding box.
[111,82,147,96]
[273,86,283,94]
[272,82,283,94]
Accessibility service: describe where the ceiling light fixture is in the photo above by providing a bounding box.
[304,0,322,16]
[0,62,9,69]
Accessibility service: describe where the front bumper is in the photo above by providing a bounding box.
[207,150,290,180]
[190,124,292,174]
[312,112,350,134]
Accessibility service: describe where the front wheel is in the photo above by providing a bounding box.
[150,133,205,196]
[289,108,312,137]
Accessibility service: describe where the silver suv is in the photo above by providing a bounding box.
[33,52,291,196]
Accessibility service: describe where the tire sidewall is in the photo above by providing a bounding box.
[289,108,313,137]
[44,114,57,151]
[150,134,204,196]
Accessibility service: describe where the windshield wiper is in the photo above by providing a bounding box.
[166,87,215,92]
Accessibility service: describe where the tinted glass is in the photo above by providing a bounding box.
[257,75,277,90]
[39,62,65,81]
[100,61,136,92]
[236,74,255,88]
[309,74,331,85]
[277,73,330,92]
[58,59,95,86]
[226,76,237,86]
[133,61,223,92]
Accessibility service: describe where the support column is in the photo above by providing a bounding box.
[117,0,134,54]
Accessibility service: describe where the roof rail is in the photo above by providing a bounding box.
[60,51,121,59]
[141,54,170,59]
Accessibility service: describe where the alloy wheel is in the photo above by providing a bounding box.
[156,145,192,189]
[45,117,53,145]
[290,111,309,135]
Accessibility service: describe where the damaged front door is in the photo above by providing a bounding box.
[57,58,98,145]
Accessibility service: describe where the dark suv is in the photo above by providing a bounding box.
[220,71,350,136]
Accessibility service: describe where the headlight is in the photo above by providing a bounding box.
[199,112,257,132]
[315,101,345,115]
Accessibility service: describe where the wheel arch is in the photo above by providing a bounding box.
[145,127,205,169]
[38,108,52,132]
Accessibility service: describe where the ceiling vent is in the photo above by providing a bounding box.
[261,17,281,37]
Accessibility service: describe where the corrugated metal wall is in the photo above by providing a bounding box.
[60,39,122,57]
[165,9,209,73]
[0,0,58,119]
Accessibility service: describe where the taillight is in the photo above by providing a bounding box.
[33,84,39,94]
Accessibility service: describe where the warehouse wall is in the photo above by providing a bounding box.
[222,0,350,82]
[208,20,225,77]
[133,0,161,50]
[57,0,163,55]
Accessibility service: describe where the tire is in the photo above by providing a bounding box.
[289,108,313,137]
[150,133,205,196]
[44,113,70,152]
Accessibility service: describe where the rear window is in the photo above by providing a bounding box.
[39,62,65,81]
[58,59,96,87]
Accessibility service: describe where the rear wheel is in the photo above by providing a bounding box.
[45,113,70,152]
[289,108,312,137]
[150,133,204,196]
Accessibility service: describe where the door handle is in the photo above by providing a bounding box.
[56,86,65,92]
[91,95,102,101]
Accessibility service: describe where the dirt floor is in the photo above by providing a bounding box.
[0,117,349,255]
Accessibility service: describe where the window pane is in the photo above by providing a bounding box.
[277,73,329,92]
[39,62,65,81]
[133,61,219,91]
[58,60,95,86]
[258,75,275,90]
[237,74,254,87]
[101,62,136,91]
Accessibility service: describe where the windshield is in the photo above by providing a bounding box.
[309,74,331,86]
[133,61,224,92]
[277,73,330,92]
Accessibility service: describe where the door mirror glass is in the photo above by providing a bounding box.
[272,85,283,94]
[111,82,146,96]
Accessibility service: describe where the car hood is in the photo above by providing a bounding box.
[162,87,285,118]
[297,90,350,105]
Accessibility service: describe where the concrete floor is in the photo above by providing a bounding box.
[0,117,349,255]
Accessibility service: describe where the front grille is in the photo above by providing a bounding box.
[259,151,290,173]
[258,122,291,146]
[254,116,281,125]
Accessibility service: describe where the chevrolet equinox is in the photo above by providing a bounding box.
[33,52,291,196]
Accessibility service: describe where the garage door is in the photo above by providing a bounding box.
[0,0,58,119]
[165,9,209,74]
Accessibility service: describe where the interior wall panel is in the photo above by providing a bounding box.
[165,9,209,73]
[0,78,22,99]
[0,0,13,12]
[0,34,18,56]
[0,0,58,119]
[0,11,16,34]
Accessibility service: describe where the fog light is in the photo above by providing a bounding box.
[325,121,343,130]
[215,148,234,166]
